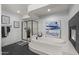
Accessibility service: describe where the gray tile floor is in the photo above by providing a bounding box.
[2,41,38,55]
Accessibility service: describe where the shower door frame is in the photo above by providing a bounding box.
[21,20,38,40]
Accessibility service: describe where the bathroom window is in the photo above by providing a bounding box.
[71,29,76,42]
[70,26,76,42]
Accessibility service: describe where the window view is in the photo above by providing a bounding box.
[71,29,76,41]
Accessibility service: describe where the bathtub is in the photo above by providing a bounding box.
[29,35,78,55]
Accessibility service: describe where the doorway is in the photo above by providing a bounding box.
[22,21,28,41]
[21,20,38,41]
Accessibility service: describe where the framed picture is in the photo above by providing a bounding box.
[46,20,61,38]
[1,15,10,24]
[14,21,20,28]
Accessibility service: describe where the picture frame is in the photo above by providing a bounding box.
[46,20,61,38]
[14,21,20,28]
[1,15,10,24]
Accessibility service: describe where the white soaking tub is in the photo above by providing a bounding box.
[29,35,78,55]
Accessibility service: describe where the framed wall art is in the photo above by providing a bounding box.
[14,21,20,28]
[46,20,61,38]
[1,15,10,24]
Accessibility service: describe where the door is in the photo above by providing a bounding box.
[22,21,28,40]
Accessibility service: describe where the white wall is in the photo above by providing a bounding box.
[0,4,1,55]
[38,4,79,42]
[58,4,79,42]
[38,14,68,41]
[1,11,22,47]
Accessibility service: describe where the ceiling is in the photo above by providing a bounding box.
[2,4,73,18]
[2,4,29,16]
[29,4,73,18]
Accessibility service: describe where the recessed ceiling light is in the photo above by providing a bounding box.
[17,10,20,13]
[48,9,51,12]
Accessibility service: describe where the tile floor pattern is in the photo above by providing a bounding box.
[2,42,38,55]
